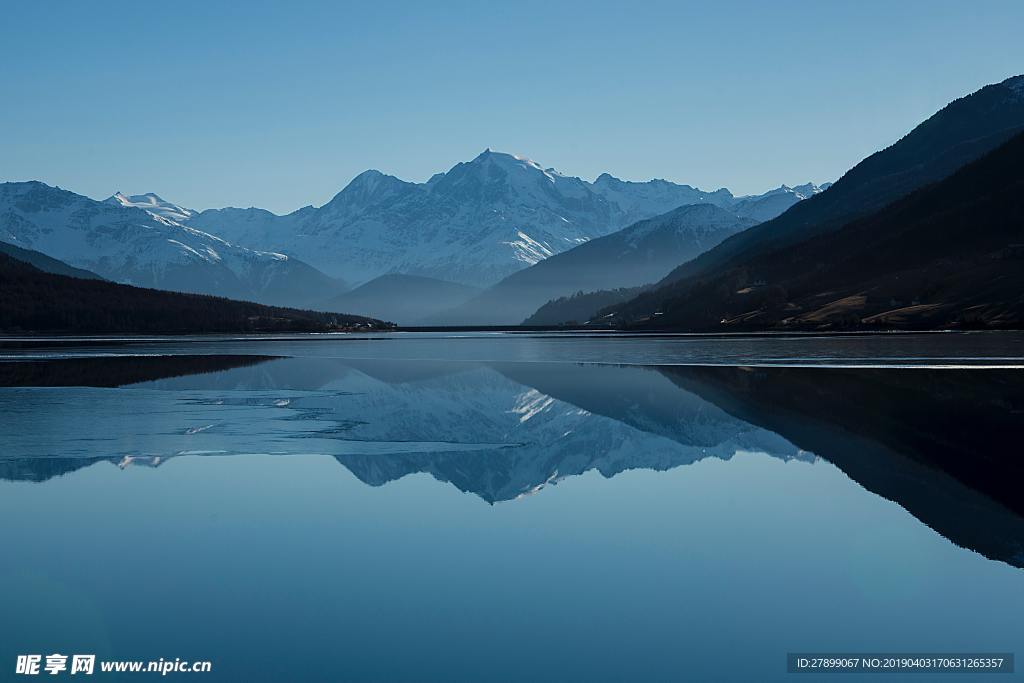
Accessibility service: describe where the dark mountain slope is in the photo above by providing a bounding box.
[322,273,480,325]
[0,254,387,334]
[607,128,1024,331]
[646,74,1024,294]
[0,240,103,280]
[524,286,647,326]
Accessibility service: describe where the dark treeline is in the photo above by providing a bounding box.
[0,254,390,334]
[524,286,646,326]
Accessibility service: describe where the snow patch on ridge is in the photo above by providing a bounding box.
[511,389,556,423]
[107,192,196,223]
[504,230,555,265]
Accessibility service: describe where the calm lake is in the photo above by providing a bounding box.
[1,332,1022,681]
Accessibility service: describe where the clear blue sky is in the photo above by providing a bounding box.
[1,0,1021,213]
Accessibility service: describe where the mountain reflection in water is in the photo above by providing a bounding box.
[1,352,1021,568]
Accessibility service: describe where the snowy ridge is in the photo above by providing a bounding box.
[504,230,555,265]
[187,149,825,287]
[105,192,197,223]
[0,181,340,307]
[4,151,824,305]
[730,182,829,222]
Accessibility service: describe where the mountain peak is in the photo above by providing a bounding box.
[431,149,566,193]
[756,183,825,200]
[104,191,194,222]
[111,191,167,205]
[790,182,826,198]
[324,169,415,211]
[339,168,410,194]
[347,169,386,186]
[469,149,553,173]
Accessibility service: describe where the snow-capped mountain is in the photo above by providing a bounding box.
[105,191,197,223]
[590,172,736,224]
[0,181,343,307]
[1,151,822,314]
[189,150,633,286]
[731,182,829,222]
[187,149,824,288]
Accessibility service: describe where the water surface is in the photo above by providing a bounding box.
[1,332,1022,681]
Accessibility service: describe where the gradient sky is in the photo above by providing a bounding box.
[1,0,1022,213]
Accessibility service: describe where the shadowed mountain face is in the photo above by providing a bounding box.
[611,130,1024,331]
[0,241,103,280]
[322,273,480,325]
[606,74,1024,329]
[663,74,1024,286]
[1,354,1021,567]
[658,365,1024,567]
[0,354,281,387]
[432,203,756,325]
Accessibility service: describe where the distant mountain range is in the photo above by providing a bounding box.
[2,152,820,323]
[4,74,1022,331]
[184,150,821,288]
[662,365,1024,567]
[0,182,344,308]
[600,74,1024,331]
